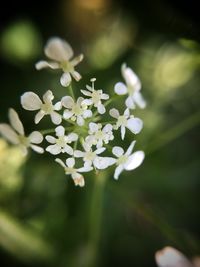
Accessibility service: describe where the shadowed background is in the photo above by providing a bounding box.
[0,0,200,266]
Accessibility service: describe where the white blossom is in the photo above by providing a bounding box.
[81,78,109,114]
[109,108,143,140]
[112,141,144,180]
[114,63,146,109]
[35,37,84,87]
[55,157,92,187]
[74,142,115,170]
[86,122,114,148]
[21,90,62,125]
[0,108,44,155]
[45,125,78,155]
[155,246,195,267]
[62,96,92,126]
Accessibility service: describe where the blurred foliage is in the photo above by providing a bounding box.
[0,0,200,267]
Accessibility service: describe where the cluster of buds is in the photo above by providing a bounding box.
[0,37,146,187]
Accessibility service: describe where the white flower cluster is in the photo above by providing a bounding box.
[0,37,146,187]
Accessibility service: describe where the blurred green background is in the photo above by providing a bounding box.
[0,0,200,266]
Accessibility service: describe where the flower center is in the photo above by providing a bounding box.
[85,151,96,161]
[41,103,53,114]
[95,130,104,139]
[117,155,128,165]
[118,115,127,126]
[18,135,29,147]
[91,90,101,105]
[60,61,74,73]
[72,104,83,115]
[56,136,67,147]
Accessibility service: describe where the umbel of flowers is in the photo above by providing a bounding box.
[0,37,146,187]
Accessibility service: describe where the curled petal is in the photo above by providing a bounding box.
[74,150,84,158]
[45,135,56,144]
[63,110,73,119]
[77,116,84,126]
[21,92,42,111]
[8,108,24,135]
[109,108,119,119]
[121,125,126,140]
[81,90,92,97]
[72,173,85,187]
[114,82,127,95]
[101,93,109,100]
[125,96,135,109]
[55,125,65,137]
[97,104,105,114]
[0,124,19,144]
[64,145,73,155]
[35,60,59,70]
[55,158,66,168]
[133,91,146,109]
[68,132,78,142]
[70,54,84,66]
[54,101,62,111]
[43,90,54,103]
[89,122,99,133]
[82,99,93,106]
[83,109,92,118]
[121,63,141,91]
[45,37,73,61]
[94,156,116,169]
[124,151,145,171]
[29,131,43,144]
[71,70,82,81]
[60,72,72,87]
[125,141,136,156]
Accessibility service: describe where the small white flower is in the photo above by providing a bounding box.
[35,37,84,87]
[62,96,92,126]
[45,125,78,155]
[109,108,143,140]
[114,63,146,109]
[21,90,62,125]
[55,157,92,187]
[155,246,195,267]
[0,108,44,155]
[81,78,109,114]
[86,122,114,148]
[74,142,115,169]
[112,141,145,180]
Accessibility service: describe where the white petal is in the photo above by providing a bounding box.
[78,165,93,173]
[103,123,113,132]
[29,131,43,144]
[95,147,106,155]
[71,70,82,81]
[82,99,93,106]
[64,145,73,155]
[68,132,78,142]
[97,104,105,114]
[114,82,128,95]
[21,92,42,111]
[70,54,84,66]
[74,150,84,157]
[114,165,124,180]
[66,157,75,168]
[46,144,61,155]
[55,158,66,168]
[60,72,72,87]
[72,173,85,187]
[63,110,73,119]
[121,126,126,140]
[83,109,92,118]
[155,247,193,267]
[133,91,146,109]
[50,112,62,125]
[61,96,74,109]
[109,108,119,119]
[121,64,141,91]
[101,93,109,100]
[45,135,56,144]
[30,144,44,154]
[125,140,136,156]
[8,108,24,135]
[81,90,92,97]
[112,146,124,157]
[55,125,65,137]
[35,110,45,124]
[54,101,62,111]
[124,151,145,171]
[43,90,54,103]
[127,118,143,134]
[77,116,84,126]
[125,96,135,109]
[0,124,19,144]
[89,122,98,133]
[35,60,59,70]
[44,37,73,61]
[94,157,116,169]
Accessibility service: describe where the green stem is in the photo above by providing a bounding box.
[86,171,107,267]
[68,84,75,99]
